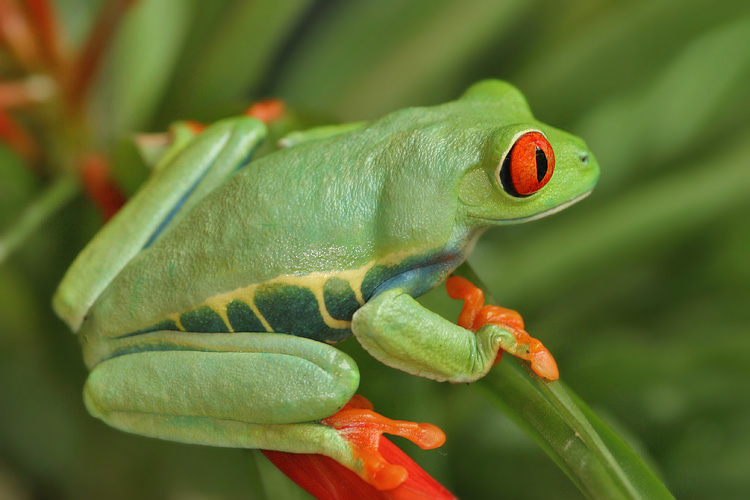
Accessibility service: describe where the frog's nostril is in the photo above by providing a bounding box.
[578,152,589,165]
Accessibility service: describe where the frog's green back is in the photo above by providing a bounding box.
[86,100,509,340]
[78,81,600,347]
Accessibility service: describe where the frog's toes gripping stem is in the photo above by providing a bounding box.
[322,395,445,490]
[446,276,559,380]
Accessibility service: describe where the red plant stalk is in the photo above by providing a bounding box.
[68,0,138,107]
[0,107,37,160]
[78,153,126,220]
[0,0,42,70]
[263,437,457,500]
[23,0,65,73]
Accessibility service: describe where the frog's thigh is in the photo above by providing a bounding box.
[84,332,359,454]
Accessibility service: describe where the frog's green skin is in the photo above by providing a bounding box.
[54,81,599,480]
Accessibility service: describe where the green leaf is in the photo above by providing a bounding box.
[456,263,674,500]
[516,0,750,125]
[0,144,36,229]
[157,0,312,122]
[0,175,78,264]
[574,16,750,188]
[90,0,192,139]
[278,0,530,119]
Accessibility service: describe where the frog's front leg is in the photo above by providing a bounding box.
[352,280,559,383]
[84,331,441,490]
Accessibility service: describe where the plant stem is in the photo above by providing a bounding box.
[454,262,674,500]
[0,174,78,263]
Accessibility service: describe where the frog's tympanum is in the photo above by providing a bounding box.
[55,81,599,490]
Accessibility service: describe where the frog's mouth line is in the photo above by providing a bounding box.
[473,189,594,224]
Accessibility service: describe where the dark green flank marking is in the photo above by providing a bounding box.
[180,306,229,333]
[254,283,350,342]
[323,277,360,321]
[122,251,451,342]
[226,299,266,332]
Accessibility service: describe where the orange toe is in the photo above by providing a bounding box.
[245,98,285,124]
[446,275,559,381]
[322,396,446,490]
[530,348,559,380]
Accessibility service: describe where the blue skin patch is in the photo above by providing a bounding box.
[119,319,179,338]
[143,143,258,249]
[118,241,466,342]
[365,244,467,300]
[370,258,462,299]
[142,188,194,249]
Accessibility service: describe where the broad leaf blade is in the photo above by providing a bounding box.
[457,263,674,500]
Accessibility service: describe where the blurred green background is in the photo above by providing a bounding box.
[1,0,749,498]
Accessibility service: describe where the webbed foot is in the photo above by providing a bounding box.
[446,275,559,380]
[322,395,445,490]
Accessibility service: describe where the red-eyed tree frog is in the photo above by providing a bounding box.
[54,80,599,490]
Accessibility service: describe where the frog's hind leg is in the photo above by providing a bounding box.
[84,331,356,445]
[54,117,266,332]
[84,331,441,490]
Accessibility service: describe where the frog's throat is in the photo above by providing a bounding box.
[471,189,593,224]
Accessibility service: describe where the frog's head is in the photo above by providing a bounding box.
[455,80,599,226]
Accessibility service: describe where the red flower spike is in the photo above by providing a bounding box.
[321,396,445,491]
[262,395,455,499]
[0,0,43,70]
[0,79,41,109]
[245,98,285,124]
[24,0,65,71]
[446,276,559,380]
[0,107,38,161]
[69,0,138,106]
[263,438,456,500]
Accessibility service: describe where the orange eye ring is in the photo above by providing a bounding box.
[499,131,555,197]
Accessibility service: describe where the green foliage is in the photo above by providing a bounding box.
[1,1,749,498]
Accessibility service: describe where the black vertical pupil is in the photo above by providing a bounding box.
[535,146,548,182]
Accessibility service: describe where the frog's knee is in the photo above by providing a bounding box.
[82,367,112,421]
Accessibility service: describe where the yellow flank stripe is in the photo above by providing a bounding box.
[167,313,185,331]
[204,297,234,333]
[247,297,273,333]
[163,249,424,333]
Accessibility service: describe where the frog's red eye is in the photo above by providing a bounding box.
[499,131,555,197]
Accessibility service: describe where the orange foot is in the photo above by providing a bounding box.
[446,275,559,380]
[244,98,285,124]
[322,395,445,491]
